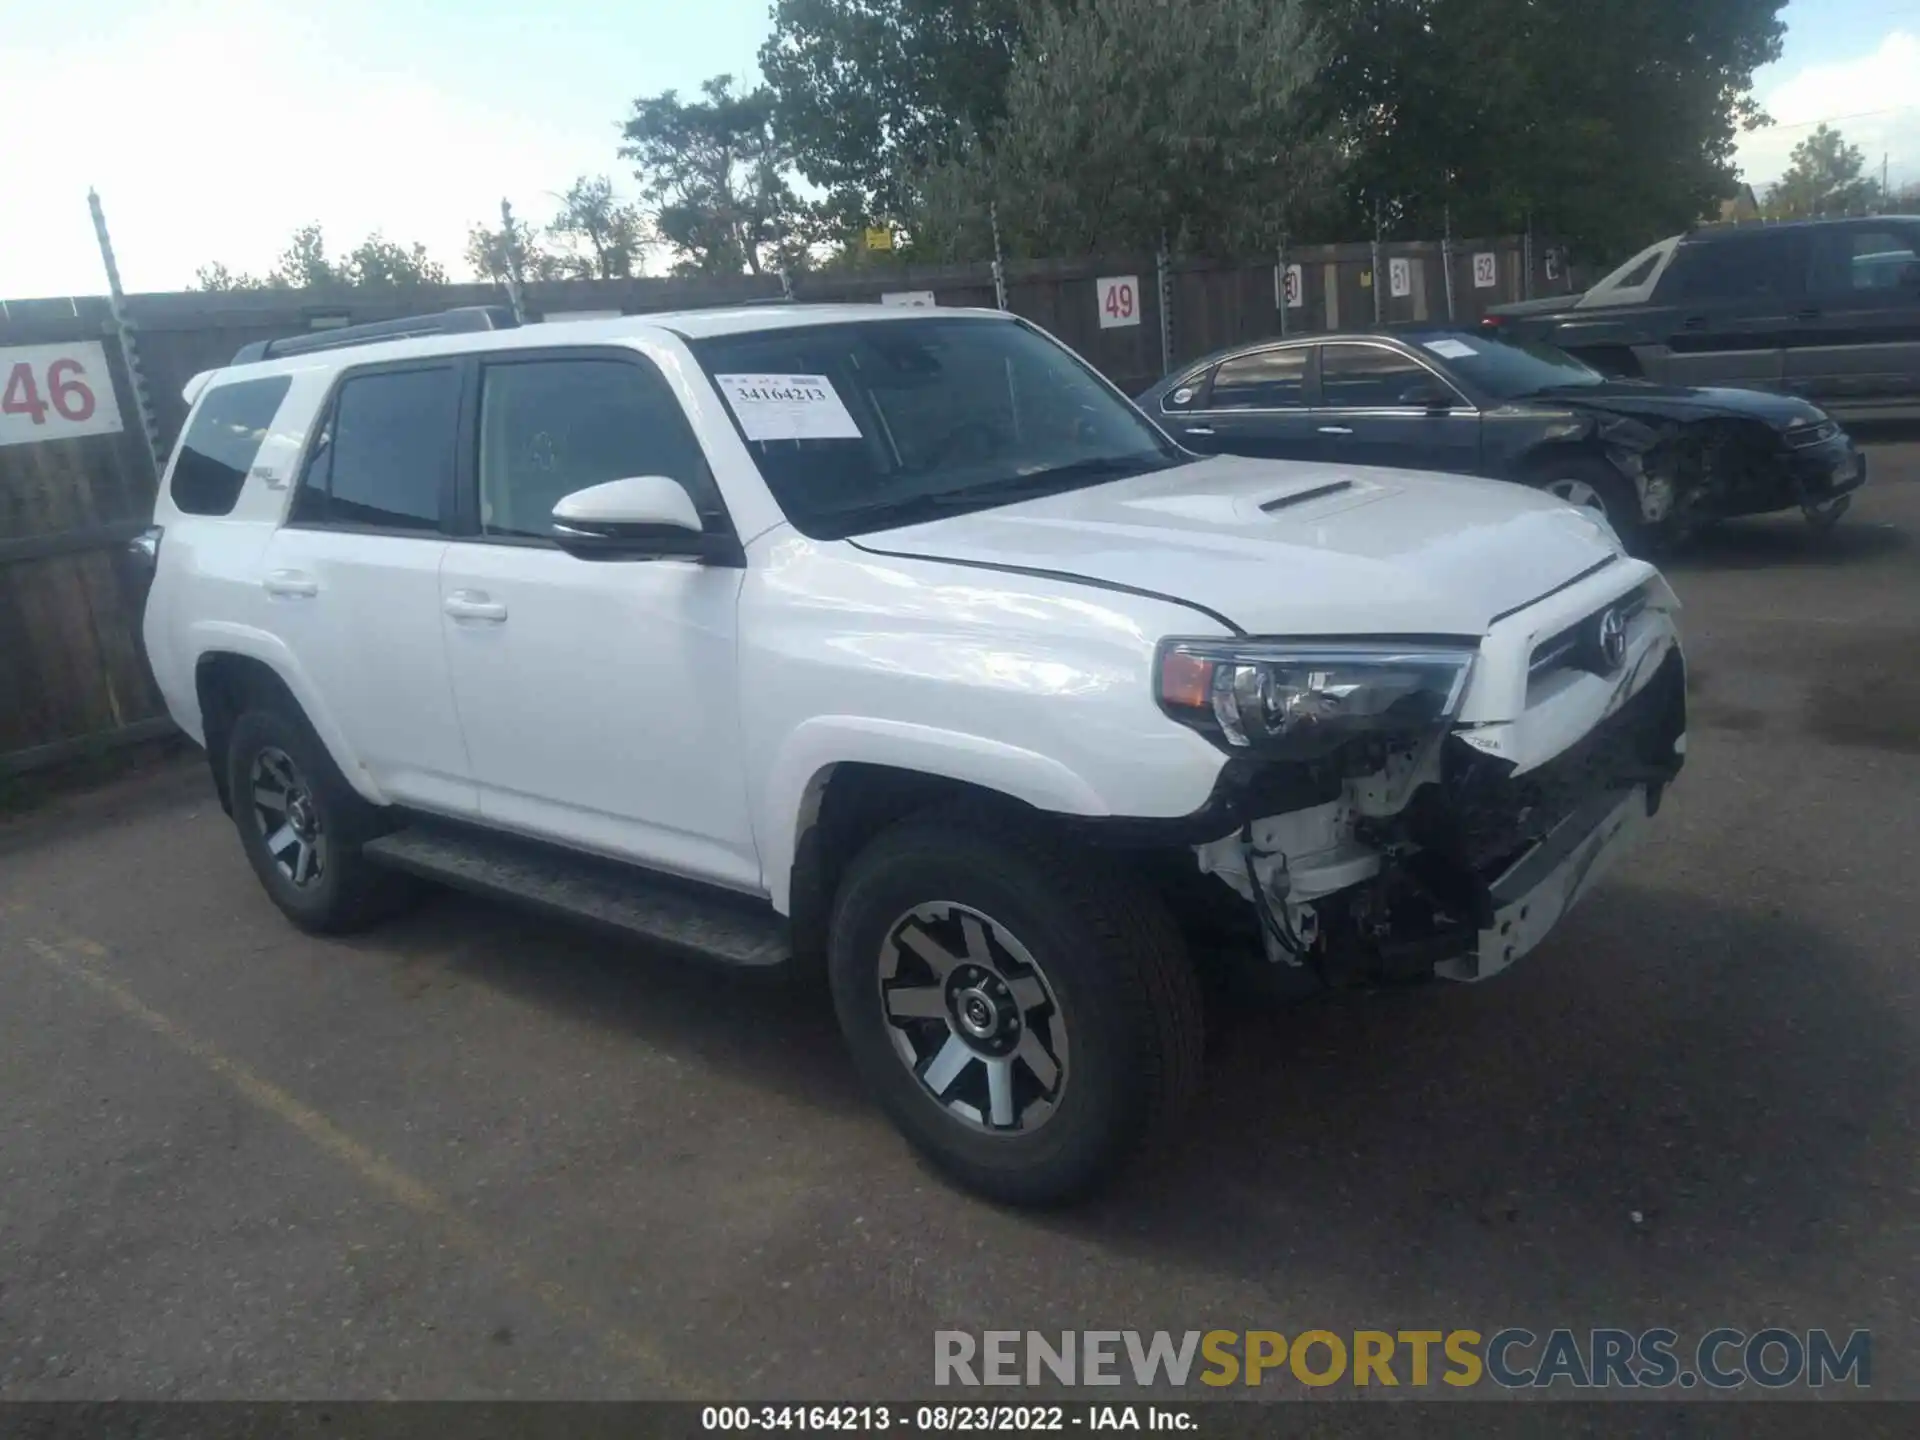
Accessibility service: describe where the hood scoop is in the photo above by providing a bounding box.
[1261,480,1354,514]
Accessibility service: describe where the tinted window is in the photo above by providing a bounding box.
[478,359,714,538]
[1209,348,1308,409]
[1614,252,1663,289]
[170,377,290,516]
[1158,369,1210,411]
[689,317,1180,540]
[1663,233,1798,302]
[1319,344,1434,408]
[1807,226,1920,295]
[297,367,459,531]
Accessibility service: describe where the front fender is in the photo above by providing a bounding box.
[186,621,390,807]
[758,716,1118,913]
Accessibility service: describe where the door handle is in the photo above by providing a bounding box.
[1317,426,1355,436]
[1183,426,1216,437]
[1795,308,1821,321]
[443,591,508,622]
[262,570,318,598]
[1681,316,1709,331]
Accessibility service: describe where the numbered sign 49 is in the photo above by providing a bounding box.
[1096,275,1141,329]
[1,342,124,447]
[1472,252,1499,290]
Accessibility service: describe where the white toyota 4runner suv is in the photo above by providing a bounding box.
[139,304,1686,1204]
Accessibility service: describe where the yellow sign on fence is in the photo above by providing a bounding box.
[865,226,894,252]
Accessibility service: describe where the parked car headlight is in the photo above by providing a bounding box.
[1156,640,1476,759]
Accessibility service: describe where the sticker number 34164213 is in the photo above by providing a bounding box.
[0,342,126,448]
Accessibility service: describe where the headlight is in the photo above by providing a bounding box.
[1156,640,1476,759]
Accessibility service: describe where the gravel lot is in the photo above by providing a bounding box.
[3,440,1917,1405]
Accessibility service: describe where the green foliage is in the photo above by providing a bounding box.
[1765,124,1883,219]
[760,0,1023,222]
[549,176,646,279]
[916,0,1336,259]
[195,223,447,291]
[620,75,805,275]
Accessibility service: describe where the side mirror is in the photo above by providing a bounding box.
[1400,380,1456,412]
[550,476,740,564]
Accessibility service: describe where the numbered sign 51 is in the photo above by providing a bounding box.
[1472,252,1499,290]
[1388,257,1413,298]
[0,342,125,447]
[1278,263,1305,310]
[1096,275,1141,329]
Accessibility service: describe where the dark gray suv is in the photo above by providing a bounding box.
[1485,216,1920,422]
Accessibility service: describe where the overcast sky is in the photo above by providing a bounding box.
[2,0,1917,299]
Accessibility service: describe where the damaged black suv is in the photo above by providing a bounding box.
[1140,327,1866,553]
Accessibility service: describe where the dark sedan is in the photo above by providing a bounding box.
[1136,328,1867,552]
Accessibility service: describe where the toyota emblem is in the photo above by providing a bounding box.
[1596,607,1628,672]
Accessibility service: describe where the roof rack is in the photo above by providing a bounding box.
[230,306,520,365]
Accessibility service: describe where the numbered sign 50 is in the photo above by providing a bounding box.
[0,342,125,447]
[1096,275,1141,329]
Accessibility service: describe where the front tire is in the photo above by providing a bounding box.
[827,806,1205,1206]
[225,705,410,934]
[1805,495,1851,535]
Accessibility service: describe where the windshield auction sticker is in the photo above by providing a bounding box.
[715,373,862,442]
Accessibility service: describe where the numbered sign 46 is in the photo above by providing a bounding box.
[1096,275,1141,329]
[0,342,124,447]
[1472,252,1499,290]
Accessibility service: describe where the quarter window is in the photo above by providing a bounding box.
[476,358,715,538]
[1208,348,1308,409]
[1807,227,1920,295]
[1319,345,1433,409]
[295,366,460,531]
[1662,233,1798,302]
[170,377,291,516]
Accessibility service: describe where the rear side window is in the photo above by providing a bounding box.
[169,377,291,516]
[1662,233,1799,302]
[294,366,460,531]
[1209,348,1308,409]
[1320,344,1430,408]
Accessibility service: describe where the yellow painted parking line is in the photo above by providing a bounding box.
[19,931,710,1398]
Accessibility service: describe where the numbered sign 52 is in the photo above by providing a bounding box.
[0,342,125,448]
[1096,275,1141,329]
[1472,252,1499,290]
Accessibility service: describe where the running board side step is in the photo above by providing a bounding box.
[362,824,791,967]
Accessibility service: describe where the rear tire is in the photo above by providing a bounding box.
[1534,456,1648,554]
[827,805,1205,1206]
[225,705,412,935]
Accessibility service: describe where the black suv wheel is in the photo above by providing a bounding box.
[827,806,1204,1205]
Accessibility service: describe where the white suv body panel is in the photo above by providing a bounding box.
[143,306,1681,934]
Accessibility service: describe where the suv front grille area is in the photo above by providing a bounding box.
[1402,648,1687,885]
[1528,584,1651,681]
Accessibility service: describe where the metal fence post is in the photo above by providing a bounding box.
[990,202,1009,311]
[1371,199,1384,326]
[1441,205,1457,323]
[1523,213,1535,302]
[1156,233,1173,377]
[1277,229,1289,338]
[87,190,164,485]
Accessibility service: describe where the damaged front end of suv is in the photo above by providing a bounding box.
[1148,579,1687,990]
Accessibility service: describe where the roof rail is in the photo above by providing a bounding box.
[230,306,520,365]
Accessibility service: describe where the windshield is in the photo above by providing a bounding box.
[1413,332,1605,400]
[689,316,1184,539]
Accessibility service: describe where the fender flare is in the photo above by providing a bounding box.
[188,621,390,807]
[759,715,1112,913]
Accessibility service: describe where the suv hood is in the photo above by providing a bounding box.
[1523,380,1825,429]
[851,455,1624,637]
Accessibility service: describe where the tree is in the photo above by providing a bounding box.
[620,75,805,275]
[1765,124,1883,219]
[464,214,570,284]
[341,234,449,288]
[195,223,450,291]
[915,0,1337,259]
[760,0,1024,223]
[548,176,645,279]
[1317,0,1788,255]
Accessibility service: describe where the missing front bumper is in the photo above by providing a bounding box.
[1434,784,1652,983]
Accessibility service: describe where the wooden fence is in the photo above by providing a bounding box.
[0,235,1579,772]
